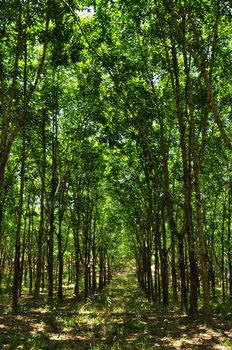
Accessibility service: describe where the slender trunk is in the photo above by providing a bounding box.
[0,193,5,256]
[161,203,169,305]
[107,256,111,282]
[171,42,198,318]
[193,174,211,320]
[84,226,89,299]
[12,133,25,313]
[99,252,104,291]
[48,203,55,298]
[92,253,97,294]
[209,198,217,300]
[57,214,63,300]
[72,197,81,300]
[11,11,29,310]
[159,109,178,305]
[48,91,58,299]
[154,246,161,304]
[178,235,188,311]
[92,220,97,294]
[170,212,178,305]
[182,33,211,320]
[34,111,46,298]
[228,178,232,297]
[19,212,27,297]
[27,209,33,294]
[221,203,226,302]
[74,228,80,299]
[0,254,5,291]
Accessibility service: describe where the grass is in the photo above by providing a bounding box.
[0,268,232,349]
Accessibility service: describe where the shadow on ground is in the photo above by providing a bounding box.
[0,271,232,349]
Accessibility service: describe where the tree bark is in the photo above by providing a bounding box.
[228,177,232,297]
[159,113,178,305]
[161,203,169,305]
[48,75,59,299]
[181,26,212,321]
[171,42,198,318]
[12,127,26,312]
[34,110,46,299]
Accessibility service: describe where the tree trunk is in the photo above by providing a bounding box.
[160,203,169,305]
[228,177,232,298]
[171,42,198,318]
[57,215,63,300]
[74,228,80,300]
[99,252,104,291]
[182,37,212,321]
[178,235,188,311]
[159,107,178,305]
[92,222,97,294]
[19,212,27,297]
[34,110,46,299]
[48,88,58,299]
[12,133,25,313]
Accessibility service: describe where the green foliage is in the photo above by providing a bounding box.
[0,0,231,326]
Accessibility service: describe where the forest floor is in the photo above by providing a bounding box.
[0,269,232,349]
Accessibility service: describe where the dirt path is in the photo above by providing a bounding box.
[0,270,232,349]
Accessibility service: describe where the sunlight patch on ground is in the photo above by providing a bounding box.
[0,324,10,330]
[36,307,50,314]
[50,333,92,341]
[29,322,46,334]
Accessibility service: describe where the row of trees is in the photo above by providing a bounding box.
[0,63,124,312]
[0,0,231,322]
